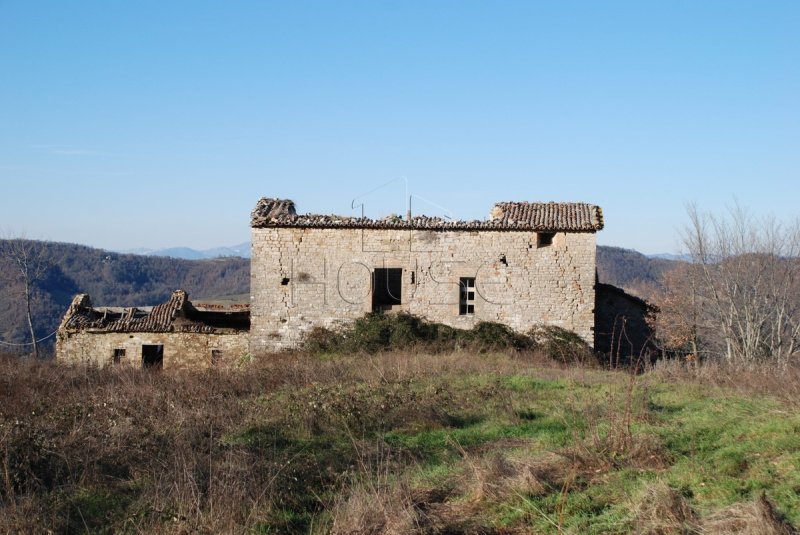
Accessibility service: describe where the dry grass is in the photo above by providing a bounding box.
[324,477,423,535]
[0,354,312,532]
[630,481,699,535]
[703,493,798,535]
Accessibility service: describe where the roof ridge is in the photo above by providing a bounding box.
[251,198,604,231]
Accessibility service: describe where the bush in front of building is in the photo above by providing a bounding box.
[527,324,595,365]
[303,313,592,360]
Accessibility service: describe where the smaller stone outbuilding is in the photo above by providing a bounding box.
[594,282,657,360]
[56,290,250,369]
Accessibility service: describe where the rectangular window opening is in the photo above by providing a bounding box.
[142,344,164,370]
[211,349,223,364]
[538,232,555,247]
[459,277,476,316]
[372,268,402,311]
[113,348,125,364]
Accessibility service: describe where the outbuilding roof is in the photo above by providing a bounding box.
[250,198,604,231]
[59,290,249,334]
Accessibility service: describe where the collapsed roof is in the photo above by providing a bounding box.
[59,290,249,334]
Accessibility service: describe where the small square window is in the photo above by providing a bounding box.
[113,348,125,364]
[538,232,555,247]
[459,277,476,316]
[211,349,223,364]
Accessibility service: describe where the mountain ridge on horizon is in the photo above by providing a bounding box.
[116,240,679,262]
[116,242,252,260]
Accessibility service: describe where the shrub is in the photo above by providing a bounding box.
[300,313,543,355]
[304,326,344,354]
[468,322,534,352]
[527,324,595,364]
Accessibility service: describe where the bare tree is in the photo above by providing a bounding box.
[680,203,800,366]
[0,237,51,358]
[648,263,698,359]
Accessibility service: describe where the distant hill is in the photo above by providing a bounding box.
[596,245,680,292]
[0,240,249,355]
[117,242,251,260]
[648,252,692,262]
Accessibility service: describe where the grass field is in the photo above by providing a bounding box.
[2,351,799,534]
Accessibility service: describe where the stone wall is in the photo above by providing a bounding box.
[56,331,250,369]
[594,283,656,359]
[250,227,597,353]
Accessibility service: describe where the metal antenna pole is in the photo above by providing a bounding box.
[350,176,410,219]
[409,194,454,220]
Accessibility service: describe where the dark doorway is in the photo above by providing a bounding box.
[372,268,402,311]
[142,344,164,369]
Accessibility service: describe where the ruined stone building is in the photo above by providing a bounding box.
[250,198,604,353]
[56,196,655,368]
[56,290,249,368]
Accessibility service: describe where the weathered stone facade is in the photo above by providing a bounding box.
[250,199,603,354]
[56,291,249,368]
[57,331,249,369]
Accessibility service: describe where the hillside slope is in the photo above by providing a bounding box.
[0,240,249,353]
[596,245,678,291]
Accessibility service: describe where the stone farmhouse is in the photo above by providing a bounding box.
[250,198,603,353]
[57,197,653,368]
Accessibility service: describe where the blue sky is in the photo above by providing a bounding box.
[0,1,797,254]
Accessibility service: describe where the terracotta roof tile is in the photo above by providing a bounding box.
[251,198,603,231]
[60,290,249,334]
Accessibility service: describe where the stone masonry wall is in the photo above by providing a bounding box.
[56,331,250,369]
[594,284,656,358]
[250,227,597,353]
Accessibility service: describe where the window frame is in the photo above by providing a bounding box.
[459,277,476,316]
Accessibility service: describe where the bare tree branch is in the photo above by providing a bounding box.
[674,203,800,366]
[0,236,52,358]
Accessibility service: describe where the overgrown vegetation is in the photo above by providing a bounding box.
[2,350,799,534]
[303,313,592,364]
